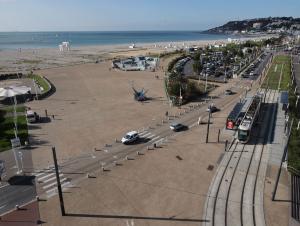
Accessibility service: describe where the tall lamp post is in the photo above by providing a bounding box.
[206,105,212,143]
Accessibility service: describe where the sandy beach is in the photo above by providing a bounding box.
[0,35,274,73]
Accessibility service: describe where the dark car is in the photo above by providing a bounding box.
[206,105,219,113]
[225,89,233,95]
[170,122,186,132]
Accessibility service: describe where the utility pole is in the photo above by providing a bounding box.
[205,72,208,93]
[52,147,66,216]
[206,107,211,143]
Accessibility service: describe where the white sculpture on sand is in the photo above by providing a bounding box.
[59,41,70,52]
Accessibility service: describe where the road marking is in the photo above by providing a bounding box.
[189,121,198,129]
[0,205,7,209]
[140,132,151,138]
[61,181,70,188]
[43,178,67,190]
[150,136,160,141]
[151,138,164,145]
[138,131,148,136]
[37,173,55,181]
[46,187,56,194]
[0,184,9,189]
[43,174,64,183]
[46,182,72,198]
[147,134,155,139]
[35,169,54,178]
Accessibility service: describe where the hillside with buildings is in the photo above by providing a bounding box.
[205,17,300,35]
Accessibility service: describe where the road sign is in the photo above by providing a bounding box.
[11,137,21,149]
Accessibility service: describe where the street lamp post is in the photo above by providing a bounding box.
[206,105,211,143]
[205,72,208,93]
[18,151,23,174]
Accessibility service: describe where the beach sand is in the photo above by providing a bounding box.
[0,35,274,73]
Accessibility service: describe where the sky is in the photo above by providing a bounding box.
[0,0,299,31]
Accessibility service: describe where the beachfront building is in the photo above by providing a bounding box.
[112,56,159,71]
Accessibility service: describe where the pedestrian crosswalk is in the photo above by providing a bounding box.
[138,131,164,144]
[33,168,71,198]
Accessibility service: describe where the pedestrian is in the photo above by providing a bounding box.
[45,109,48,117]
[52,115,55,120]
[165,111,168,117]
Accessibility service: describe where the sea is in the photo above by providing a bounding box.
[0,31,232,50]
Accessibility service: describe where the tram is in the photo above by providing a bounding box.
[226,97,252,130]
[237,94,263,143]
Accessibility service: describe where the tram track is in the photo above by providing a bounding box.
[205,88,278,226]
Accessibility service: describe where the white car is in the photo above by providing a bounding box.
[26,110,39,123]
[121,131,139,144]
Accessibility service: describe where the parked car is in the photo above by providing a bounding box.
[206,104,219,113]
[121,131,139,144]
[225,89,233,95]
[170,122,186,132]
[26,110,40,123]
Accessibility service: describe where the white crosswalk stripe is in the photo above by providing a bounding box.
[138,131,148,136]
[140,132,151,138]
[138,130,162,141]
[33,169,71,197]
[147,134,155,139]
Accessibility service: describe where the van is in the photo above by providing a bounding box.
[121,131,139,144]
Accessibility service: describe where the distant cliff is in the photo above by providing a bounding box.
[205,17,300,35]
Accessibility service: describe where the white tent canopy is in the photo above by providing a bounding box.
[0,86,31,98]
[0,85,31,138]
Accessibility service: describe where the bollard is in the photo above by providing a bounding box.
[102,166,105,171]
[224,140,228,152]
[45,109,48,117]
[198,117,202,125]
[15,205,19,210]
[217,129,221,143]
[153,143,157,149]
[36,196,40,201]
[126,155,129,160]
[162,120,164,124]
[137,151,142,155]
[87,173,90,178]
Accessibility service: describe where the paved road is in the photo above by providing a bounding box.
[0,180,36,215]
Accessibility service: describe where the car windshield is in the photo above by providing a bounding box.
[125,135,131,139]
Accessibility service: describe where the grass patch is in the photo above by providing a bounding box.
[0,113,28,152]
[2,105,26,114]
[28,74,50,94]
[286,57,300,172]
[262,55,291,90]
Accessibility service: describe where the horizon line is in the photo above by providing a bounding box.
[0,30,207,33]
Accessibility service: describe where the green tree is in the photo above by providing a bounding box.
[193,60,203,75]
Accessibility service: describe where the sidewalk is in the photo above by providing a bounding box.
[264,94,292,226]
[0,201,40,226]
